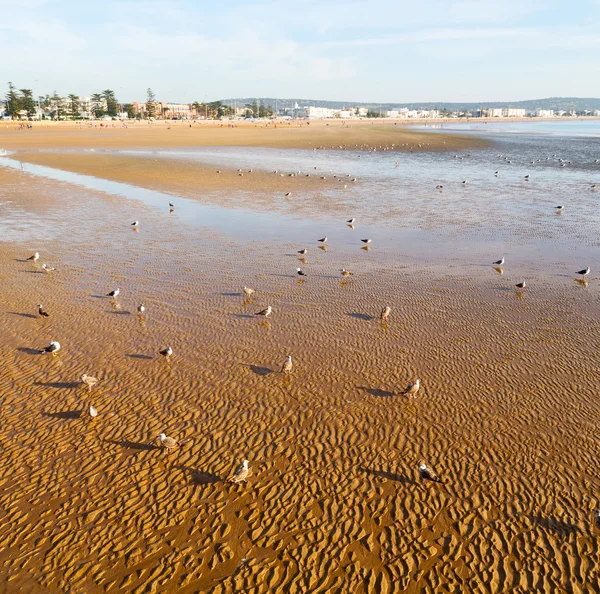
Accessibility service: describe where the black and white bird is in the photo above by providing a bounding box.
[576,266,590,277]
[419,462,442,484]
[347,218,355,224]
[340,269,352,277]
[296,267,306,276]
[515,282,526,289]
[157,432,180,453]
[555,205,564,210]
[38,304,50,317]
[168,201,174,208]
[493,257,505,266]
[281,355,293,374]
[298,248,307,255]
[360,239,372,244]
[524,175,529,180]
[39,341,60,354]
[131,221,139,228]
[318,236,327,243]
[137,303,145,314]
[229,459,249,483]
[404,379,420,397]
[285,192,292,197]
[27,252,39,262]
[107,288,120,298]
[255,305,272,317]
[159,346,173,358]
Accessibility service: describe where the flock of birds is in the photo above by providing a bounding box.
[17,149,600,526]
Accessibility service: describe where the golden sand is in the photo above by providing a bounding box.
[0,119,489,152]
[0,136,599,593]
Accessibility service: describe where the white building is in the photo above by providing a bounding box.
[536,109,555,118]
[504,108,526,117]
[357,107,368,117]
[299,106,339,119]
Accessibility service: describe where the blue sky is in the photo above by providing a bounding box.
[1,0,599,103]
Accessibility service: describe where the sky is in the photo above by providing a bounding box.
[1,0,599,104]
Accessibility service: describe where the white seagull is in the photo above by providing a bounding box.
[159,346,173,358]
[41,264,56,273]
[39,341,60,354]
[27,252,39,262]
[360,239,372,244]
[347,218,355,224]
[137,303,145,313]
[419,462,442,484]
[281,355,293,374]
[576,267,590,277]
[157,432,180,452]
[107,288,120,298]
[255,305,272,317]
[404,379,420,397]
[555,205,564,210]
[89,405,98,419]
[493,257,505,266]
[296,267,306,276]
[515,282,526,289]
[318,236,327,243]
[229,459,250,483]
[131,221,139,228]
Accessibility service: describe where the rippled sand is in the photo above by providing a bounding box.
[0,153,599,593]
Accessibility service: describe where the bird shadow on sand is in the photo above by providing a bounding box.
[90,294,109,299]
[17,347,42,355]
[8,312,37,319]
[359,466,416,485]
[492,287,513,292]
[231,313,254,319]
[21,270,43,274]
[357,386,395,397]
[35,380,80,389]
[524,513,579,535]
[43,410,81,420]
[126,353,154,360]
[177,465,221,486]
[348,312,373,321]
[107,310,131,315]
[247,364,274,376]
[221,292,242,297]
[104,439,157,452]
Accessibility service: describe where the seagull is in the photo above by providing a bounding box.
[37,304,49,317]
[228,459,249,483]
[296,268,306,276]
[340,269,352,277]
[493,257,505,266]
[436,184,443,189]
[594,510,600,529]
[403,379,420,398]
[555,205,564,210]
[576,267,590,276]
[131,221,139,228]
[461,180,467,184]
[168,201,174,208]
[524,175,529,180]
[81,374,98,391]
[107,288,120,298]
[284,192,292,197]
[159,346,173,358]
[137,303,145,314]
[41,264,56,273]
[243,286,255,296]
[419,462,442,484]
[39,341,60,354]
[156,432,180,453]
[347,218,355,224]
[255,306,272,317]
[360,239,372,244]
[281,355,293,374]
[27,252,39,262]
[318,236,327,243]
[89,405,98,419]
[515,282,526,289]
[380,306,391,320]
[297,248,307,255]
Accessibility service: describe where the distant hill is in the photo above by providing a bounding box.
[221,97,600,112]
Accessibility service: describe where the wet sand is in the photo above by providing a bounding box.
[1,136,599,593]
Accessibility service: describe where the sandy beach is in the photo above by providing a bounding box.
[0,124,599,593]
